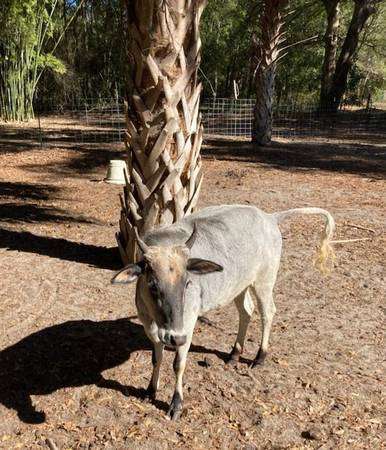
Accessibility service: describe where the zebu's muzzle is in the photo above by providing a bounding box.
[159,329,187,348]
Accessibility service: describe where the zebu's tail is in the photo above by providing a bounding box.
[272,207,336,274]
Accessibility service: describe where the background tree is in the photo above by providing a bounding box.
[200,0,259,97]
[117,0,207,263]
[37,0,126,109]
[273,1,325,104]
[320,0,341,109]
[352,5,386,104]
[321,0,382,110]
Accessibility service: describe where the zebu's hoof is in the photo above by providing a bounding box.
[226,353,239,366]
[226,357,238,366]
[251,348,267,368]
[167,392,183,421]
[144,383,156,401]
[226,346,241,365]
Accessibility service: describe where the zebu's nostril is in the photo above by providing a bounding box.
[170,334,187,347]
[162,333,171,346]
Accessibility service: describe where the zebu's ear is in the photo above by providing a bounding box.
[111,261,145,284]
[187,258,223,275]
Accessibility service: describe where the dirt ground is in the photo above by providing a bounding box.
[0,118,385,449]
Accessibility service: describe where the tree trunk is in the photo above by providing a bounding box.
[252,0,287,146]
[320,0,340,110]
[325,0,378,111]
[253,65,276,145]
[118,0,207,264]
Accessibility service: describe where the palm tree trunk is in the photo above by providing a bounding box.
[252,65,276,145]
[118,0,207,263]
[252,0,287,146]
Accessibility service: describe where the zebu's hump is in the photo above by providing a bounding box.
[144,205,272,249]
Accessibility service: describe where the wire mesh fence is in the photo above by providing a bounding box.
[201,98,386,139]
[201,98,255,137]
[5,97,385,147]
[36,97,126,144]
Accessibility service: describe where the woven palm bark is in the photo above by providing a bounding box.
[253,0,288,146]
[118,0,207,264]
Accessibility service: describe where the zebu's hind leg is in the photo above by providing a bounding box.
[228,288,255,364]
[251,282,277,367]
[251,254,280,367]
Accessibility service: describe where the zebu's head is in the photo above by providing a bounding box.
[111,225,223,347]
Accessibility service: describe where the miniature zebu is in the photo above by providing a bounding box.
[111,205,335,420]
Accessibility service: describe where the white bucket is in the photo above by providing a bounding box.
[105,160,128,185]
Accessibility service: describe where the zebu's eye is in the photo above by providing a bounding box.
[148,276,159,297]
[148,280,156,293]
[185,280,192,289]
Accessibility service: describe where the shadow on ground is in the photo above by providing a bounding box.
[0,178,105,230]
[17,143,125,176]
[203,136,386,179]
[0,182,61,201]
[0,182,100,225]
[0,318,153,423]
[0,228,121,270]
[0,203,100,225]
[0,317,234,424]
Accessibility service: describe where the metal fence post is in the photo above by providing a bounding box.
[116,91,122,142]
[37,112,43,147]
[84,102,88,144]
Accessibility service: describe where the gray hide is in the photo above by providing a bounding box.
[144,205,281,314]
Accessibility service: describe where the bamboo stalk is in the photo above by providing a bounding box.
[0,0,83,122]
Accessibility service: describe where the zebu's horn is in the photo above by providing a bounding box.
[134,227,149,254]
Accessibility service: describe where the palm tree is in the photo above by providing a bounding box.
[252,0,288,146]
[118,1,207,263]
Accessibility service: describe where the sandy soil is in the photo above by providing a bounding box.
[0,119,385,449]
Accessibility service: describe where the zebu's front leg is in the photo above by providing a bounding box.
[136,285,165,399]
[146,342,164,399]
[167,335,192,421]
